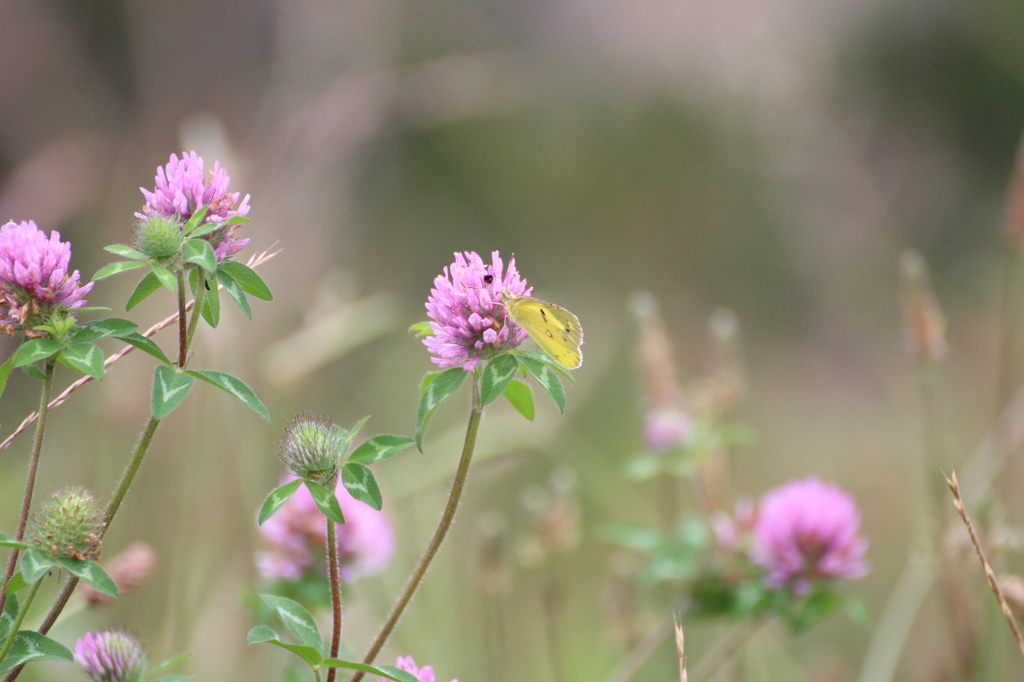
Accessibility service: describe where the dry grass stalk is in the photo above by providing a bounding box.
[0,248,279,454]
[675,615,688,682]
[945,470,1024,659]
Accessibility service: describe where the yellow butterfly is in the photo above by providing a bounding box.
[500,291,583,369]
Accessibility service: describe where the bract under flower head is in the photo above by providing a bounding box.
[750,477,869,594]
[257,477,394,583]
[136,151,251,261]
[391,656,458,682]
[0,220,93,335]
[74,631,147,682]
[424,251,531,370]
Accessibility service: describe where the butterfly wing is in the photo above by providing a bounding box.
[506,297,583,370]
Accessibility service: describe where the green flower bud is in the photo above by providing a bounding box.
[29,487,104,560]
[278,412,347,485]
[133,214,183,261]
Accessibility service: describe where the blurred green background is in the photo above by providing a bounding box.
[2,0,1024,680]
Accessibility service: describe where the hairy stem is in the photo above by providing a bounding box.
[325,516,342,682]
[177,270,188,368]
[0,578,41,665]
[350,377,484,681]
[186,270,207,349]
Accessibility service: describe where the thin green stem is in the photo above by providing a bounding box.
[325,516,342,682]
[0,359,56,616]
[0,578,41,664]
[350,377,484,682]
[186,270,207,349]
[177,269,188,367]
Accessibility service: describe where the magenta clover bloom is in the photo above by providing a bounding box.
[750,477,869,594]
[0,220,93,335]
[389,656,458,682]
[424,251,531,370]
[137,151,251,261]
[644,407,693,451]
[74,631,147,682]
[257,477,394,583]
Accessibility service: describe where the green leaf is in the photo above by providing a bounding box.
[104,244,149,260]
[415,367,467,452]
[259,594,324,652]
[504,379,535,421]
[183,239,217,272]
[514,348,576,383]
[0,593,17,644]
[408,321,432,337]
[127,272,162,311]
[54,557,118,598]
[304,481,345,525]
[202,277,220,327]
[218,261,272,301]
[0,356,13,401]
[10,339,63,368]
[5,572,27,594]
[480,354,519,407]
[247,625,322,667]
[93,261,148,280]
[335,416,369,461]
[150,263,178,295]
[182,205,210,233]
[320,660,420,682]
[181,369,270,422]
[143,651,192,680]
[116,332,173,366]
[342,463,383,511]
[59,343,105,379]
[0,532,30,551]
[517,356,566,414]
[151,365,195,419]
[258,480,303,526]
[72,318,138,343]
[347,435,415,465]
[215,269,251,319]
[20,549,57,584]
[22,364,46,381]
[0,631,74,673]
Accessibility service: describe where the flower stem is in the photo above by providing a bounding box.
[186,270,207,349]
[0,578,42,665]
[0,358,56,617]
[325,516,342,682]
[350,376,484,681]
[177,270,188,367]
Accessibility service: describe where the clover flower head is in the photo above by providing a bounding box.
[257,477,394,583]
[0,220,93,334]
[278,412,347,484]
[28,487,104,560]
[390,656,458,682]
[74,631,147,682]
[424,251,531,370]
[136,151,250,260]
[644,407,693,451]
[750,477,869,594]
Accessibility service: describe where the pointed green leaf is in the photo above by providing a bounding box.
[115,332,172,366]
[181,369,269,422]
[415,367,467,451]
[184,239,217,272]
[59,343,105,379]
[504,379,535,421]
[259,594,323,651]
[190,216,248,240]
[218,260,272,301]
[144,651,192,679]
[320,660,420,682]
[150,263,178,295]
[514,348,576,383]
[151,365,195,419]
[20,549,57,584]
[10,339,63,368]
[93,261,149,281]
[408,321,432,337]
[0,593,17,644]
[480,354,519,407]
[258,480,303,526]
[517,356,566,414]
[202,277,220,328]
[0,356,13,401]
[5,572,27,594]
[127,272,162,311]
[72,318,138,343]
[215,269,251,319]
[182,205,210,233]
[104,244,149,260]
[347,435,415,465]
[54,557,118,598]
[304,481,345,525]
[22,364,46,381]
[0,532,30,551]
[247,625,323,666]
[0,630,74,673]
[342,463,383,510]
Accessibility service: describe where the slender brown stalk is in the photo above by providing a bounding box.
[325,516,342,682]
[946,470,1024,659]
[176,269,188,367]
[350,378,484,682]
[0,359,56,617]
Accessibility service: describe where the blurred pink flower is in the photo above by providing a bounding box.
[390,656,457,682]
[423,251,530,370]
[710,497,755,552]
[137,151,250,260]
[74,631,147,682]
[643,407,693,451]
[257,477,394,582]
[749,477,869,593]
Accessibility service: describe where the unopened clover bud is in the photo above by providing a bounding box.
[278,412,346,485]
[74,631,148,682]
[133,214,183,261]
[81,541,156,606]
[28,487,104,560]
